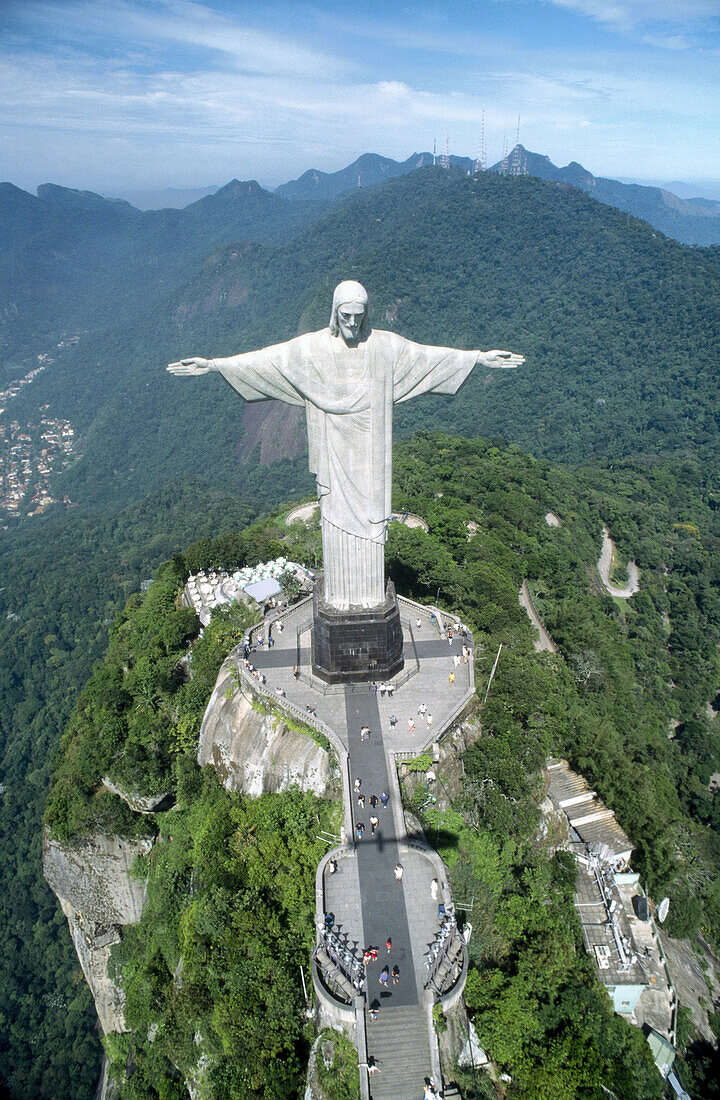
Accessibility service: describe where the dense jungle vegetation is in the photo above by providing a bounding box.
[7,168,720,513]
[0,480,302,1099]
[31,434,720,1098]
[3,164,720,1096]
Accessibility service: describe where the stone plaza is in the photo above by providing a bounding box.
[235,595,474,1099]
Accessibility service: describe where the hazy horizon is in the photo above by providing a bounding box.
[2,0,719,199]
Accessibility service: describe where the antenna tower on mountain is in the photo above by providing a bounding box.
[501,134,509,175]
[474,111,487,173]
[357,173,362,188]
[510,114,525,175]
[433,138,437,166]
[439,133,450,169]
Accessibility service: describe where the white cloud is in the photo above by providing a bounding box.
[1,0,718,191]
[541,0,719,40]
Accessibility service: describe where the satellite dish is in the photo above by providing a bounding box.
[657,897,670,923]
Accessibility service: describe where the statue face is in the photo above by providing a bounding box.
[336,301,365,343]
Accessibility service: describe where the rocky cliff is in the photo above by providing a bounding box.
[197,659,334,797]
[45,654,333,1047]
[43,830,154,1032]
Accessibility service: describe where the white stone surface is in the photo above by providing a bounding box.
[59,898,127,1033]
[44,830,153,925]
[168,283,523,610]
[197,661,333,797]
[44,830,154,1036]
[101,777,169,813]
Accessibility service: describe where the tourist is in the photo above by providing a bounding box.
[391,965,400,986]
[358,794,365,809]
[355,822,365,840]
[430,878,439,900]
[449,672,455,685]
[418,702,427,716]
[360,725,370,741]
[385,937,392,954]
[275,686,285,696]
[354,778,361,792]
[328,859,337,875]
[380,790,389,808]
[394,863,403,882]
[426,712,433,726]
[292,665,299,679]
[370,947,378,962]
[408,717,415,732]
[368,1006,379,1022]
[370,814,379,835]
[416,617,422,628]
[363,948,373,965]
[379,966,389,986]
[369,794,378,809]
[389,713,398,727]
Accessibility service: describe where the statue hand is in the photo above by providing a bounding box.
[480,350,525,369]
[166,357,215,376]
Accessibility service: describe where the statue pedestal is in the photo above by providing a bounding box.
[312,578,404,684]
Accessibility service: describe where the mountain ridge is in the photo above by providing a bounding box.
[273,145,720,246]
[7,166,719,519]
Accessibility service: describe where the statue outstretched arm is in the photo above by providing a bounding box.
[169,340,307,407]
[477,350,525,369]
[167,357,218,376]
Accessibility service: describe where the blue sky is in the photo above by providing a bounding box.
[1,0,719,197]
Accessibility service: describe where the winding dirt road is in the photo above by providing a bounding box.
[597,526,640,598]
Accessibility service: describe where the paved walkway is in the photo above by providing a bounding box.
[246,598,473,1099]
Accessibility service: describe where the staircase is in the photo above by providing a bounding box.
[364,1003,434,1100]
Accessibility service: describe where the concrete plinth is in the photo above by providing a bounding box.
[312,578,404,684]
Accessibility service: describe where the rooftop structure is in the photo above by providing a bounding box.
[546,760,676,1045]
[547,759,634,861]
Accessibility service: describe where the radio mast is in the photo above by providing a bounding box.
[474,111,487,173]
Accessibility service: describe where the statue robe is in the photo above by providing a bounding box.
[212,328,477,609]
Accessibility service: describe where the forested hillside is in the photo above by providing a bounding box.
[277,147,720,246]
[0,179,327,365]
[37,436,720,1099]
[8,167,719,516]
[0,481,294,1098]
[3,159,720,1097]
[496,147,720,247]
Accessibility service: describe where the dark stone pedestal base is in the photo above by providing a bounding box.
[312,579,404,684]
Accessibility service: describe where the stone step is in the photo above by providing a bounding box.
[364,1004,434,1100]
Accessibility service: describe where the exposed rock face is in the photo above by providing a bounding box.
[44,830,154,1032]
[102,777,171,813]
[60,900,126,1033]
[198,661,333,796]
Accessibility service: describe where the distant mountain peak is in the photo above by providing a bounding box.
[37,183,137,213]
[214,179,266,199]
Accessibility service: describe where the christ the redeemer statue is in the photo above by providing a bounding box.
[168,281,523,611]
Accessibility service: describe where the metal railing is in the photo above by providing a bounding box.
[425,918,463,994]
[315,927,365,994]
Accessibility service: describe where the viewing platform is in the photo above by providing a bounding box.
[236,595,474,1099]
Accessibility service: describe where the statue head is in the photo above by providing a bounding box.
[329,280,369,342]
